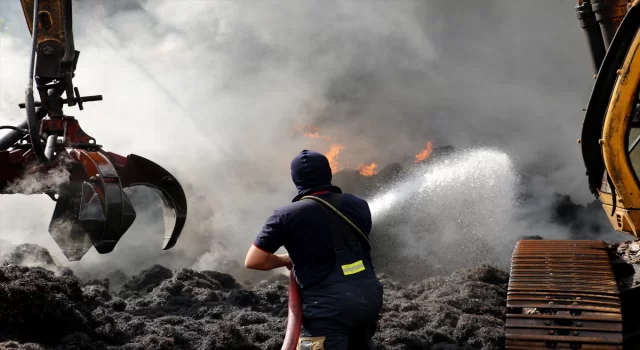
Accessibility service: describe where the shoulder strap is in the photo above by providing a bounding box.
[301,195,370,245]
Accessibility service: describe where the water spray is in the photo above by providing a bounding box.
[367,148,521,279]
[369,148,517,219]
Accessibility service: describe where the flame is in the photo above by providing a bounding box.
[326,144,344,174]
[296,124,380,176]
[414,141,433,164]
[357,162,378,177]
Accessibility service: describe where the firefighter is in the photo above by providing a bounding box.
[245,149,383,349]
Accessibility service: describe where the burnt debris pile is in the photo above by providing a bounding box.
[0,246,290,350]
[614,240,640,265]
[0,243,508,350]
[374,265,508,350]
[0,265,94,346]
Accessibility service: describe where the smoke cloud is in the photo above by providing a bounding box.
[0,0,632,283]
[4,153,72,194]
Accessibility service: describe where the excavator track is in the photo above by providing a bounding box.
[505,240,623,349]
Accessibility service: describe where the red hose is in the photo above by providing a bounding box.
[281,271,302,350]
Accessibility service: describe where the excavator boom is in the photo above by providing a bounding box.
[0,0,188,260]
[506,1,640,348]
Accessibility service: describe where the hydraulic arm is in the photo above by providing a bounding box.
[506,1,640,348]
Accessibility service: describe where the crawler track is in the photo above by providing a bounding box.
[505,240,623,349]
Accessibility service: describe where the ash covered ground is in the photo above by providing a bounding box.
[4,238,637,350]
[0,243,508,350]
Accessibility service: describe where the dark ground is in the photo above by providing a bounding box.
[0,243,508,350]
[5,238,640,350]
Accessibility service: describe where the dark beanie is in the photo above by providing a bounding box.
[290,150,332,193]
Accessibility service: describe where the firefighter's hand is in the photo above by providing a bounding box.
[278,254,293,270]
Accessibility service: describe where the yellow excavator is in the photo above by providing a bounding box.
[506,1,640,348]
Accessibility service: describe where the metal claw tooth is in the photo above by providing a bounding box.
[111,153,187,251]
[120,190,137,237]
[78,183,106,231]
[48,163,94,261]
[47,150,186,260]
[75,180,135,254]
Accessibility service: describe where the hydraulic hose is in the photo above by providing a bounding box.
[25,0,46,162]
[0,107,49,152]
[577,0,607,75]
[0,120,29,151]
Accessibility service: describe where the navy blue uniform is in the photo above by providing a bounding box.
[253,150,383,349]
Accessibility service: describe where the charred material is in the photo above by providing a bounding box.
[0,244,509,350]
[607,240,640,347]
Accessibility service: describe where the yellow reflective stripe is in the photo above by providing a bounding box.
[341,260,365,275]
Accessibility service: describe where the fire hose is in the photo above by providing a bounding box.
[281,271,302,350]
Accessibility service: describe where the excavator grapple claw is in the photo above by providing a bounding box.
[105,152,188,251]
[0,0,189,260]
[45,149,186,260]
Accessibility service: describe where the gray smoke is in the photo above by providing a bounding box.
[0,0,631,282]
[3,153,73,194]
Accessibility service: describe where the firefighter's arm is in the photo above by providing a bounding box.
[244,244,292,271]
[247,209,291,271]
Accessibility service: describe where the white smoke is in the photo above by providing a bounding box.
[0,0,632,283]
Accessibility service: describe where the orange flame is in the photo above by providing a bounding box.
[414,141,433,164]
[357,162,378,176]
[326,144,344,174]
[296,124,380,176]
